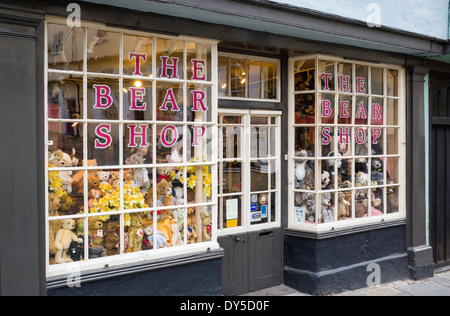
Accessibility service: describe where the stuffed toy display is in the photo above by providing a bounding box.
[128,214,144,252]
[54,219,83,264]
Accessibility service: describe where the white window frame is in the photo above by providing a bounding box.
[218,52,281,102]
[288,54,407,233]
[217,109,282,236]
[45,16,220,278]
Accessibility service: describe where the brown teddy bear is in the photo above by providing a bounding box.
[145,179,172,207]
[54,218,83,264]
[201,212,212,242]
[48,192,62,215]
[104,221,120,256]
[48,214,63,259]
[128,214,144,252]
[88,217,105,249]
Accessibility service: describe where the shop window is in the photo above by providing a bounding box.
[217,111,281,233]
[218,53,280,101]
[46,20,218,276]
[290,56,405,231]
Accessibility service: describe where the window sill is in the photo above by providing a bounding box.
[285,218,406,240]
[46,245,224,290]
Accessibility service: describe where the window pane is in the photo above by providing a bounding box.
[87,123,120,166]
[250,192,270,225]
[371,97,384,126]
[48,24,84,72]
[156,83,184,122]
[48,122,84,167]
[123,34,153,77]
[221,161,242,194]
[387,70,399,97]
[337,63,352,93]
[294,159,315,190]
[387,98,399,125]
[187,42,211,82]
[263,62,278,99]
[354,189,368,218]
[338,94,352,125]
[218,57,229,97]
[387,128,399,155]
[187,84,212,123]
[355,65,368,94]
[123,79,152,121]
[294,59,315,91]
[320,126,335,158]
[355,96,369,125]
[295,93,315,124]
[87,29,120,74]
[251,160,268,192]
[222,196,242,229]
[320,93,335,124]
[87,77,120,120]
[156,125,183,164]
[124,123,153,164]
[187,125,213,162]
[319,60,335,91]
[222,126,242,159]
[320,192,336,223]
[49,216,84,265]
[371,157,385,185]
[294,192,316,224]
[387,186,400,214]
[186,165,213,204]
[156,38,184,79]
[371,67,384,95]
[230,58,246,97]
[48,74,83,119]
[48,170,84,216]
[251,126,269,159]
[248,60,261,99]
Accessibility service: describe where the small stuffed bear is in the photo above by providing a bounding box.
[97,171,111,185]
[125,152,150,194]
[128,214,144,252]
[49,149,78,194]
[144,226,171,249]
[123,169,136,187]
[48,192,62,215]
[88,217,105,249]
[104,221,120,256]
[157,166,172,183]
[170,223,183,247]
[145,179,172,208]
[201,212,212,242]
[54,219,83,264]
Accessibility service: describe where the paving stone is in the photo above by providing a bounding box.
[399,280,450,296]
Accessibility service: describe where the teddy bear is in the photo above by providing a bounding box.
[48,215,64,258]
[145,179,172,208]
[320,192,335,223]
[123,169,136,187]
[88,189,102,209]
[183,211,198,244]
[321,171,331,189]
[355,172,369,187]
[201,211,212,242]
[49,149,79,194]
[125,152,150,194]
[144,225,171,249]
[171,210,185,233]
[157,166,172,183]
[54,218,84,264]
[48,192,62,215]
[109,171,120,188]
[296,192,315,222]
[97,171,111,186]
[88,217,105,249]
[104,221,120,256]
[338,194,351,219]
[66,239,84,262]
[128,214,144,252]
[170,223,184,246]
[88,176,100,192]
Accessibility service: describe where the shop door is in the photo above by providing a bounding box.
[430,72,450,269]
[217,110,283,296]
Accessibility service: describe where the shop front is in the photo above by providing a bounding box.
[0,0,439,296]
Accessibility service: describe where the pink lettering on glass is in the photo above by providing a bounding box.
[191,90,208,112]
[355,128,366,145]
[355,101,368,119]
[321,99,333,118]
[159,88,181,112]
[129,52,147,76]
[357,77,366,94]
[128,124,149,148]
[372,103,383,120]
[160,125,178,147]
[192,126,206,147]
[191,59,206,81]
[93,85,113,109]
[129,87,147,111]
[339,75,351,92]
[372,128,382,145]
[339,101,350,118]
[160,56,180,79]
[321,73,332,91]
[339,127,350,144]
[95,124,112,149]
[322,127,331,146]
